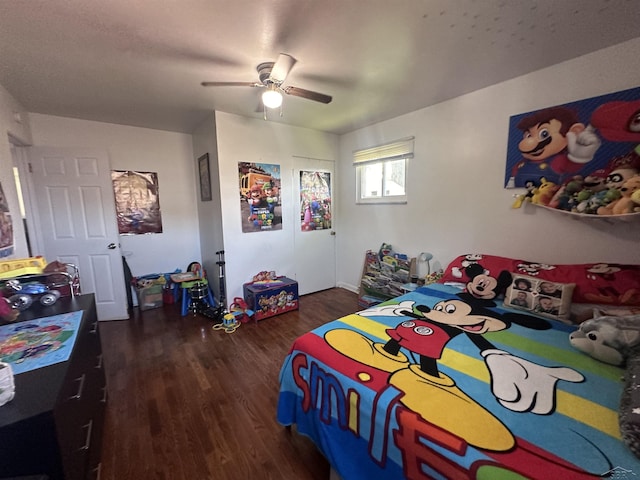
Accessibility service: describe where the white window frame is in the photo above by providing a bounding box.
[354,137,413,204]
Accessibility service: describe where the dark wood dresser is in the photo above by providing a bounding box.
[0,294,107,480]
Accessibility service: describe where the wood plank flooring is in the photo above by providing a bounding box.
[98,287,360,480]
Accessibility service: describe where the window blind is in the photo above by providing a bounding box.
[353,137,414,164]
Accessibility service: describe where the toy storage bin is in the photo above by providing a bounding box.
[243,277,298,321]
[135,284,163,311]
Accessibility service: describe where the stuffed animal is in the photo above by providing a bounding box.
[512,179,538,209]
[531,178,559,206]
[548,176,584,211]
[569,312,640,366]
[609,175,640,215]
[588,188,621,215]
[632,189,640,213]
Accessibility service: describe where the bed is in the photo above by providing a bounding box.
[277,254,640,479]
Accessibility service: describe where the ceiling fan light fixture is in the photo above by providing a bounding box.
[262,86,283,109]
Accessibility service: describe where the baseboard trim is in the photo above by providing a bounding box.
[336,282,358,294]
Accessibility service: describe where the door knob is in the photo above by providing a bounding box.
[107,243,117,250]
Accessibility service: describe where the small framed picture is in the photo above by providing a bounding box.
[198,153,212,201]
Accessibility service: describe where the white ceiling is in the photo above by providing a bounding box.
[1,0,638,135]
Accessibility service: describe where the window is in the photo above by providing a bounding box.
[354,137,413,204]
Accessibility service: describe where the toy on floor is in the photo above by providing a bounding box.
[229,297,255,323]
[212,313,241,334]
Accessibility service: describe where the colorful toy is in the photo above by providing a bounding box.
[4,279,61,311]
[511,179,539,209]
[598,174,640,215]
[631,189,640,212]
[585,188,621,215]
[229,297,255,323]
[530,178,559,206]
[212,313,241,334]
[548,176,584,211]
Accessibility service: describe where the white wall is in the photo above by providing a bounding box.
[0,84,32,258]
[337,37,640,291]
[215,111,339,301]
[192,113,225,299]
[28,114,201,278]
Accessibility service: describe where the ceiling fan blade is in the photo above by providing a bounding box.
[282,86,332,104]
[269,53,296,84]
[201,81,262,87]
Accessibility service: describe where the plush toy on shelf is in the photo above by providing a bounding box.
[530,178,559,206]
[632,189,640,212]
[599,175,640,215]
[548,176,584,211]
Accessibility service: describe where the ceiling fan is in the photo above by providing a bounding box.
[201,53,332,111]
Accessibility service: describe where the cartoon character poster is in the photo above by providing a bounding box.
[112,170,163,235]
[505,85,640,189]
[300,170,332,231]
[0,181,14,258]
[239,162,282,233]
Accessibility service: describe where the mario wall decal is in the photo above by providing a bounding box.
[505,85,640,190]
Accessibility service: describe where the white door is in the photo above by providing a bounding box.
[293,157,336,295]
[24,147,128,320]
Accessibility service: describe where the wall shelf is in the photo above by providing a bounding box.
[525,202,640,223]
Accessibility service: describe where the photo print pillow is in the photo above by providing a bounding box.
[505,274,575,323]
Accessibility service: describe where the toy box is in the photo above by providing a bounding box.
[243,277,298,321]
[135,284,163,311]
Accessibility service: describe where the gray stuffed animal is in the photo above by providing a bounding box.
[569,312,640,459]
[569,313,640,366]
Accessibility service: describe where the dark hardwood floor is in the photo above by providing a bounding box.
[99,287,360,480]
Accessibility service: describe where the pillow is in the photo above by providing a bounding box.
[441,254,640,306]
[504,273,575,322]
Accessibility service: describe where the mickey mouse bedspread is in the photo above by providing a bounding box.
[277,284,640,479]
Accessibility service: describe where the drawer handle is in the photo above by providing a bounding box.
[90,321,98,334]
[80,419,93,451]
[70,373,86,400]
[93,462,102,480]
[95,354,103,369]
[101,385,108,403]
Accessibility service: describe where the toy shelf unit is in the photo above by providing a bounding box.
[358,250,416,308]
[526,201,640,224]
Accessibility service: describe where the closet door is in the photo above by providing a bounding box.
[293,157,336,295]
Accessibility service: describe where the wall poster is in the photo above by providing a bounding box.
[0,181,14,258]
[505,85,640,189]
[111,170,163,235]
[300,170,332,231]
[238,162,282,233]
